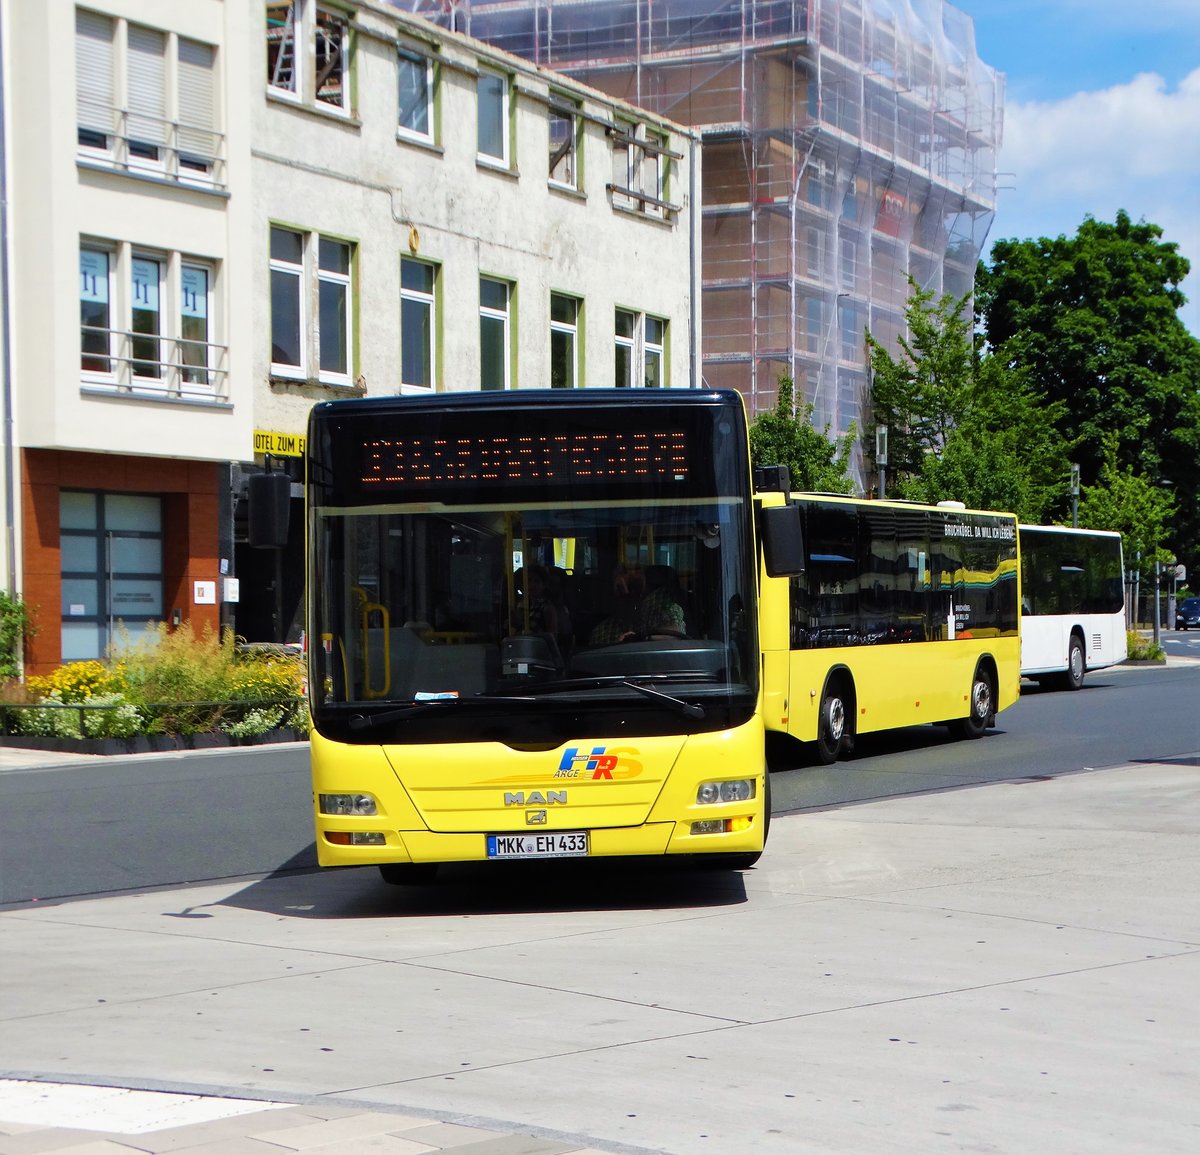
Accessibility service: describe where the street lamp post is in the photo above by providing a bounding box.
[1153,560,1161,647]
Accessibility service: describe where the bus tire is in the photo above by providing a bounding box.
[1060,635,1085,691]
[379,862,439,885]
[816,682,848,764]
[951,666,994,740]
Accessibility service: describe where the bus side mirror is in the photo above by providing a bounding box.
[761,505,805,577]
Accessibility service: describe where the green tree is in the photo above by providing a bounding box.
[977,210,1200,491]
[866,281,1071,520]
[749,376,854,493]
[866,280,975,489]
[901,356,1072,521]
[1076,437,1176,574]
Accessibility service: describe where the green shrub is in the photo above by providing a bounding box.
[1126,629,1165,661]
[17,692,84,739]
[13,621,305,740]
[0,591,32,680]
[80,693,144,739]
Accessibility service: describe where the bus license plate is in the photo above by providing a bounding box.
[487,831,589,859]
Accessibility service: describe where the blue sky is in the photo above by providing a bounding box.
[952,0,1200,335]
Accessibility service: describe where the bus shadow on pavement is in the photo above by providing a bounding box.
[219,856,751,920]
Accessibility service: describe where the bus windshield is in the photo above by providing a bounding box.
[307,394,758,743]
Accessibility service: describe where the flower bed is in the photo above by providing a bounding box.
[0,623,308,753]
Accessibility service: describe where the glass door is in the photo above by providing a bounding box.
[61,492,163,661]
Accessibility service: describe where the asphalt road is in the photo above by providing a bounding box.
[769,659,1200,814]
[2,660,1198,905]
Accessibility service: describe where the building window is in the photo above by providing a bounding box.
[126,25,166,164]
[266,2,350,115]
[80,241,223,398]
[644,316,665,387]
[398,48,432,140]
[180,264,211,386]
[550,293,579,389]
[270,226,355,385]
[314,7,347,109]
[318,237,353,382]
[479,277,510,391]
[401,257,437,389]
[76,10,114,152]
[76,12,222,186]
[80,247,113,374]
[610,122,673,218]
[841,237,857,291]
[178,39,217,175]
[270,226,304,373]
[549,98,577,188]
[615,309,667,388]
[840,303,861,364]
[266,3,297,94]
[131,256,163,378]
[477,68,509,166]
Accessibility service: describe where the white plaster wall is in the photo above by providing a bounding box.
[251,0,700,443]
[6,0,253,463]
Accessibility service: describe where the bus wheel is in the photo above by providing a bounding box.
[1060,635,1085,691]
[379,863,439,885]
[952,668,993,740]
[816,685,847,764]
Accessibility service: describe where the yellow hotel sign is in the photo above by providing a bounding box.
[254,429,306,457]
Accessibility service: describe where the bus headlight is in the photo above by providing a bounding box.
[696,779,755,805]
[319,793,378,816]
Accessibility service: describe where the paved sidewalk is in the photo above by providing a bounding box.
[4,753,1199,1154]
[0,1080,616,1154]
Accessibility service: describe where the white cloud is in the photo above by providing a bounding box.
[992,69,1200,334]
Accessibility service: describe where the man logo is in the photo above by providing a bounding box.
[504,790,567,806]
[526,810,548,825]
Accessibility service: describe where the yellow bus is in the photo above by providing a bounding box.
[755,490,1021,763]
[305,389,787,882]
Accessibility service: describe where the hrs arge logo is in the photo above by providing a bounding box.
[553,746,642,780]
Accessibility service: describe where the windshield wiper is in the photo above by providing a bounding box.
[620,679,705,719]
[516,674,707,719]
[346,693,535,730]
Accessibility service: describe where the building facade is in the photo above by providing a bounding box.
[3,0,255,675]
[242,0,701,642]
[408,0,1005,483]
[0,0,700,669]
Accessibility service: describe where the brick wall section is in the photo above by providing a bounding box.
[21,449,221,676]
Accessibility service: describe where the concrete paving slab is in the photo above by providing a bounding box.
[1,760,1197,1154]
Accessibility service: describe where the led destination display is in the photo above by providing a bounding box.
[361,430,690,486]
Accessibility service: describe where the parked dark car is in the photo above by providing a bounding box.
[1177,597,1200,630]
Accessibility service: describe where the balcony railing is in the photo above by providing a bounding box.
[77,100,227,191]
[81,326,230,403]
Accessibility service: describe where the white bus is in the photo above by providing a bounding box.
[1018,525,1127,690]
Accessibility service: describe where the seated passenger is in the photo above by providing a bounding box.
[588,565,644,646]
[638,566,687,637]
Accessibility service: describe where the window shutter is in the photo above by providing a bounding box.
[127,24,166,153]
[177,38,215,165]
[76,10,113,142]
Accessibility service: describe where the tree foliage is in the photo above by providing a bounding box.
[977,210,1200,487]
[748,376,855,493]
[866,281,1071,521]
[866,281,975,482]
[1076,436,1176,572]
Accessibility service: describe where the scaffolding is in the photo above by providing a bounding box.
[408,0,1003,484]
